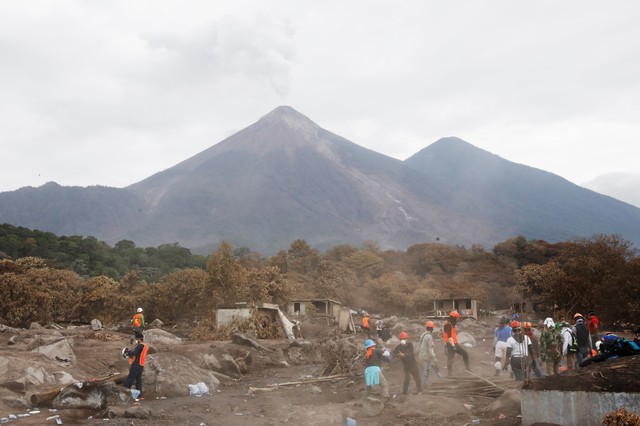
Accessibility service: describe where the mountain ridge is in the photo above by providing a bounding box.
[1,106,639,254]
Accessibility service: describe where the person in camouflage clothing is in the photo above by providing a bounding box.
[540,317,563,375]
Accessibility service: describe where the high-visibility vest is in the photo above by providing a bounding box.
[132,313,144,328]
[443,320,458,345]
[362,317,370,328]
[130,343,149,367]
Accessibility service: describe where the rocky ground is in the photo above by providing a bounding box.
[0,316,632,426]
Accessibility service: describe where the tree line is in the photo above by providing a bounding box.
[0,222,638,331]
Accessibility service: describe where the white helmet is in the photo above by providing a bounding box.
[136,307,143,313]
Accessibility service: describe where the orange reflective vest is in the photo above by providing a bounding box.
[130,343,149,367]
[132,313,144,329]
[362,317,370,328]
[443,320,458,345]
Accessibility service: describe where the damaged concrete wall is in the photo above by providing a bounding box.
[521,390,640,426]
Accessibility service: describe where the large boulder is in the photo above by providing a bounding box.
[90,319,103,331]
[201,352,243,379]
[31,338,76,363]
[143,329,182,345]
[145,353,220,397]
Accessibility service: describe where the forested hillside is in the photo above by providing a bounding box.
[1,223,638,332]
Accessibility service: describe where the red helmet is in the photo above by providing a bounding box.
[399,331,409,340]
[449,311,461,319]
[425,321,435,329]
[511,321,521,328]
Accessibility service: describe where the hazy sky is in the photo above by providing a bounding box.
[1,1,639,206]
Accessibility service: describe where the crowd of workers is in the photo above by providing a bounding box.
[361,309,640,399]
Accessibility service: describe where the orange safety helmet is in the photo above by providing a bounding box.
[425,320,435,329]
[511,321,521,328]
[399,331,409,340]
[573,313,584,320]
[523,321,532,329]
[449,310,461,319]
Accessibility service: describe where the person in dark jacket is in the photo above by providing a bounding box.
[124,332,149,399]
[573,313,592,366]
[363,339,389,399]
[393,331,423,395]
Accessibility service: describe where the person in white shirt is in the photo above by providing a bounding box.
[504,321,536,380]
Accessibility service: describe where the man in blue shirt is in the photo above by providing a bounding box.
[493,317,512,377]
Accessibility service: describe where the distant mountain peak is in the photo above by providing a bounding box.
[257,106,318,135]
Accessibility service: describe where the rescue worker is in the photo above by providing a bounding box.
[504,322,536,380]
[131,307,145,344]
[361,313,371,338]
[523,321,543,377]
[539,317,563,376]
[124,331,149,399]
[573,313,593,366]
[363,339,390,399]
[443,310,470,376]
[376,319,384,339]
[560,321,577,369]
[587,311,600,350]
[493,316,512,377]
[418,320,442,387]
[393,331,423,395]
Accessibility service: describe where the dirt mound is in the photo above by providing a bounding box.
[524,355,640,393]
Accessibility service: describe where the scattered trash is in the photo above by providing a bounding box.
[343,417,357,426]
[56,418,63,425]
[472,420,481,424]
[188,382,210,396]
[47,415,61,421]
[29,410,41,414]
[74,382,84,389]
[131,389,141,399]
[0,418,8,424]
[464,403,474,410]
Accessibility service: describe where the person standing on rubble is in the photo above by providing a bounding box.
[124,331,149,400]
[376,319,384,339]
[504,322,536,380]
[363,339,390,400]
[573,313,593,366]
[131,307,145,344]
[361,313,371,338]
[493,316,512,377]
[560,321,577,369]
[587,311,600,350]
[419,320,442,387]
[540,317,563,375]
[443,310,471,376]
[393,331,423,395]
[523,321,543,377]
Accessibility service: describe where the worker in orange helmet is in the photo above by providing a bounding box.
[443,311,471,376]
[392,331,422,395]
[419,320,442,387]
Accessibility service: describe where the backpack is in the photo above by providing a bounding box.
[566,330,578,353]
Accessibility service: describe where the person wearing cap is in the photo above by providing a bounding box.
[540,317,563,375]
[443,310,471,376]
[587,311,600,350]
[418,320,442,387]
[363,339,390,399]
[131,307,145,344]
[504,322,536,380]
[573,313,592,366]
[393,331,423,395]
[493,317,512,377]
[124,331,149,399]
